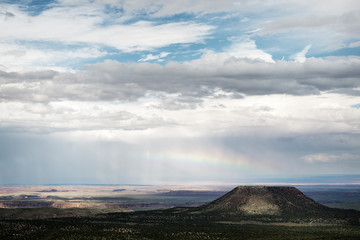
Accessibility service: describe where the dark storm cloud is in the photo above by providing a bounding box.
[330,88,360,96]
[1,56,360,103]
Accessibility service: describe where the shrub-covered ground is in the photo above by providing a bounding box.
[1,218,360,240]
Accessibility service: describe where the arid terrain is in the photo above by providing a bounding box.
[1,184,360,212]
[0,185,229,212]
[1,185,360,239]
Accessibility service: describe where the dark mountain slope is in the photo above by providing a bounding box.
[179,186,360,225]
[198,186,330,216]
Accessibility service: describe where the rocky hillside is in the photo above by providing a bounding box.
[199,186,330,216]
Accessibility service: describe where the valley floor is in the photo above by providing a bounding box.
[1,219,360,240]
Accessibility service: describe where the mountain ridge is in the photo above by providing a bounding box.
[198,186,330,216]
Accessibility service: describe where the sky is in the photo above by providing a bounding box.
[0,0,360,185]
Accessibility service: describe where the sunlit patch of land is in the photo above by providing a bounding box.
[0,184,231,212]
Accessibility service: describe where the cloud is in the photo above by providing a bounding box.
[226,39,274,63]
[0,10,15,18]
[349,41,360,48]
[1,55,360,105]
[3,55,359,142]
[0,0,358,69]
[53,0,360,17]
[0,42,107,70]
[86,56,360,97]
[108,0,241,18]
[149,94,203,110]
[1,82,360,140]
[1,0,360,185]
[138,52,170,62]
[248,2,360,55]
[302,153,360,163]
[255,5,360,36]
[0,4,214,53]
[292,45,311,63]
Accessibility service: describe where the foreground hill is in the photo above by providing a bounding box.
[190,186,360,225]
[194,186,353,221]
[199,186,327,215]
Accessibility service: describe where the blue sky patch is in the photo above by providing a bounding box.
[351,104,360,109]
[1,0,359,68]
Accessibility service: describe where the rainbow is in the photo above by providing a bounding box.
[143,145,275,178]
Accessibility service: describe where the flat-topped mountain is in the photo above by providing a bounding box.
[199,186,329,216]
[178,186,359,225]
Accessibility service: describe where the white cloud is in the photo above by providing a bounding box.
[1,87,360,141]
[118,0,240,18]
[0,0,358,70]
[292,45,311,63]
[53,0,360,17]
[0,4,214,53]
[226,39,274,63]
[138,52,170,62]
[0,42,106,69]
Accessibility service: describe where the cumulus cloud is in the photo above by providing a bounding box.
[5,53,360,137]
[226,39,274,63]
[1,55,360,104]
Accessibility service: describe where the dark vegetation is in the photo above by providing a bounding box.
[38,189,59,192]
[2,219,360,240]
